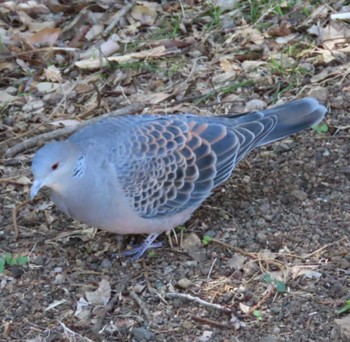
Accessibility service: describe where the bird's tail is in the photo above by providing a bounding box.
[255,97,327,146]
[220,97,327,163]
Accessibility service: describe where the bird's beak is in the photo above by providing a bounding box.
[30,179,43,200]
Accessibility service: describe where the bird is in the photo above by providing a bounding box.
[30,98,327,259]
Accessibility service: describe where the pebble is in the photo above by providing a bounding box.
[334,315,350,340]
[53,273,65,285]
[182,320,193,329]
[177,278,192,289]
[132,327,155,341]
[259,202,270,213]
[100,258,112,269]
[260,335,278,342]
[291,189,308,201]
[307,86,328,102]
[244,99,267,112]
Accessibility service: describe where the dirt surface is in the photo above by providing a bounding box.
[1,1,350,342]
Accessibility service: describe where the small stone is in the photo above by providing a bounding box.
[182,320,193,329]
[132,327,155,342]
[322,148,330,157]
[334,315,350,340]
[182,232,202,250]
[244,99,267,112]
[291,189,308,201]
[177,278,192,289]
[274,141,296,153]
[100,259,112,269]
[242,175,250,183]
[204,230,216,238]
[307,86,328,103]
[260,335,278,342]
[256,232,267,243]
[32,256,45,265]
[182,233,207,262]
[259,203,270,213]
[53,273,65,285]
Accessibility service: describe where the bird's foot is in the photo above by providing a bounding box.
[117,233,162,260]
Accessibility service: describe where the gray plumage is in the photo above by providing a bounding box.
[30,98,327,258]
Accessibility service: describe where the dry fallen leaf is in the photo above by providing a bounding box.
[240,27,265,45]
[13,176,32,185]
[85,278,111,306]
[49,119,80,128]
[239,303,250,314]
[291,265,322,279]
[131,4,158,25]
[2,1,50,15]
[36,82,60,93]
[44,65,62,83]
[0,90,20,104]
[74,297,91,321]
[27,27,61,46]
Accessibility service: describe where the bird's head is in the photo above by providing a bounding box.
[30,141,81,200]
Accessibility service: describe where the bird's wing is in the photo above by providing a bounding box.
[110,115,276,218]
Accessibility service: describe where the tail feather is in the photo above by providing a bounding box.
[218,97,327,163]
[255,98,327,146]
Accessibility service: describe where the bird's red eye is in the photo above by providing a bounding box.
[51,162,59,170]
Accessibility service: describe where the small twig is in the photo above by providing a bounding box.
[59,321,94,342]
[6,103,144,157]
[243,284,276,316]
[165,292,232,314]
[210,238,256,258]
[202,204,236,219]
[207,257,217,279]
[191,316,237,330]
[129,289,153,322]
[301,237,348,260]
[76,82,102,119]
[12,200,31,241]
[104,2,136,35]
[315,134,350,139]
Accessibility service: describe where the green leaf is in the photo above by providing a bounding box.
[0,258,5,273]
[4,254,15,265]
[202,235,212,246]
[148,250,157,258]
[16,255,29,265]
[312,123,329,134]
[253,310,262,320]
[177,225,186,232]
[336,299,350,315]
[336,304,350,315]
[274,280,286,293]
[262,273,273,284]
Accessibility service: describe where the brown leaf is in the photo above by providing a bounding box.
[131,5,158,25]
[268,22,292,37]
[44,65,62,83]
[27,27,62,47]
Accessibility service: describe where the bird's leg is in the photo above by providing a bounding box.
[118,233,162,259]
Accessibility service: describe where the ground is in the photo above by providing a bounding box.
[0,1,350,341]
